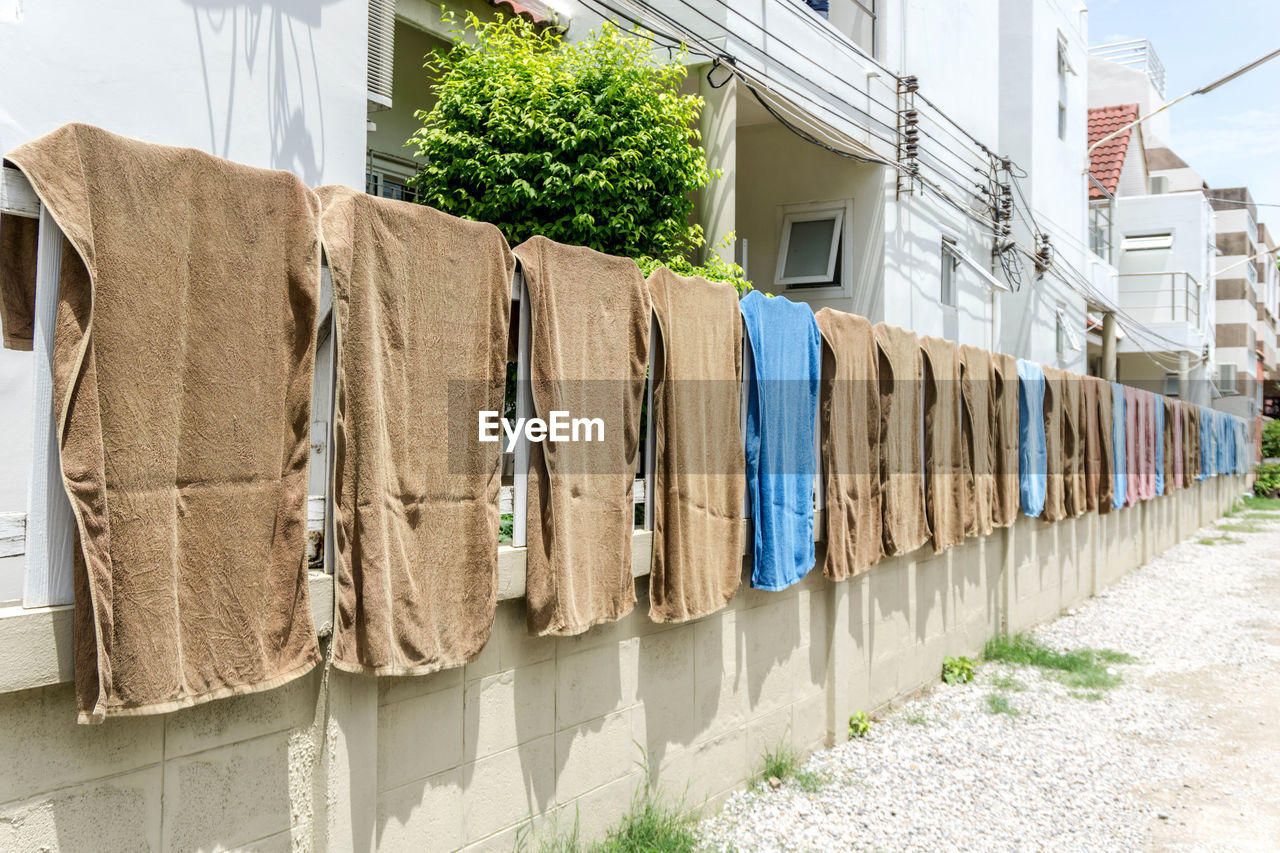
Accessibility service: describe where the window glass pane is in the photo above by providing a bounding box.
[783,218,837,279]
[1122,233,1173,251]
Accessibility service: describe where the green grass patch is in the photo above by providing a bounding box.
[1197,534,1241,546]
[984,693,1020,716]
[983,634,1134,691]
[1217,519,1267,534]
[792,769,830,793]
[1242,495,1280,512]
[903,711,930,726]
[597,792,699,853]
[1069,690,1106,702]
[755,741,802,787]
[990,672,1027,692]
[523,787,699,853]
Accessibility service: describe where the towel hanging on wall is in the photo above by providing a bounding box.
[992,353,1021,528]
[1017,359,1047,518]
[318,186,513,675]
[1111,383,1127,510]
[1040,366,1066,522]
[816,308,882,579]
[873,323,930,555]
[920,335,968,552]
[740,291,820,591]
[514,236,649,636]
[959,345,996,537]
[646,267,745,622]
[0,124,321,722]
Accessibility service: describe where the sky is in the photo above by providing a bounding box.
[1088,0,1280,209]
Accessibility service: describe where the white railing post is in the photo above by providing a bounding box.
[512,269,532,548]
[23,204,76,608]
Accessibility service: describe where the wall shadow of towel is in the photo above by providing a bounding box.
[181,0,341,184]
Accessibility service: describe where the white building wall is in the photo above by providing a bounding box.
[0,0,369,602]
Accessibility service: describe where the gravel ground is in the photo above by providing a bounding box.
[698,506,1280,852]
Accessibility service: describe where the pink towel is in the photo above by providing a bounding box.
[1125,387,1139,506]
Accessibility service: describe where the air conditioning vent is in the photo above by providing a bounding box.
[367,0,395,113]
[1217,363,1239,396]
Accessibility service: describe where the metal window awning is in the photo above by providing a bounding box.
[942,239,1009,292]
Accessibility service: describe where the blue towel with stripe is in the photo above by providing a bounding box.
[1154,397,1164,496]
[740,291,820,591]
[1017,359,1046,518]
[1111,383,1127,509]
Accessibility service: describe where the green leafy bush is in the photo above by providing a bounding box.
[409,12,716,261]
[1262,419,1280,459]
[636,233,752,294]
[941,655,975,685]
[1254,462,1280,498]
[847,711,872,739]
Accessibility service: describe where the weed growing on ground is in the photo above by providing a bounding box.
[903,711,930,726]
[792,769,831,793]
[990,672,1027,692]
[985,693,1020,716]
[597,790,699,853]
[1241,495,1280,512]
[942,655,976,684]
[1069,690,1106,702]
[1197,534,1242,546]
[755,741,802,788]
[523,785,699,852]
[983,634,1134,691]
[1217,518,1268,534]
[848,711,872,739]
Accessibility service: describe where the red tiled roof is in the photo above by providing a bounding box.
[1088,103,1140,199]
[489,0,548,25]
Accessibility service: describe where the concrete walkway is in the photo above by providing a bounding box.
[698,504,1280,852]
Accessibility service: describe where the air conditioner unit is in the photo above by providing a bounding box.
[1150,175,1169,195]
[1217,363,1239,396]
[367,0,395,113]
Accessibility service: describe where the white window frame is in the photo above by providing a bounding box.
[940,236,959,308]
[774,199,854,295]
[1122,232,1174,252]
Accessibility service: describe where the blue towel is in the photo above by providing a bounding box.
[1017,359,1046,518]
[1220,412,1234,475]
[740,291,820,591]
[1154,397,1164,496]
[1111,383,1127,509]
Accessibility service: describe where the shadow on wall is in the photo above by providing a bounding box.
[181,0,340,185]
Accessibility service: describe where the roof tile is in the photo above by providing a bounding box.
[1088,103,1140,200]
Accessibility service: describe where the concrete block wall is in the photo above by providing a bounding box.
[0,475,1247,852]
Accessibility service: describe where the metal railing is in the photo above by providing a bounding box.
[1117,271,1201,327]
[1089,39,1166,99]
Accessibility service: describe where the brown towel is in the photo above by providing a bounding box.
[1041,367,1067,522]
[646,268,745,621]
[959,346,996,538]
[1,124,320,722]
[0,214,37,349]
[1162,397,1176,492]
[514,236,649,636]
[872,323,929,556]
[318,186,513,674]
[992,353,1021,527]
[920,336,967,553]
[816,308,882,579]
[1185,404,1200,482]
[1094,376,1115,514]
[1062,372,1087,517]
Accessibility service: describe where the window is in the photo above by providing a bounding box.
[366,150,420,202]
[1122,232,1173,252]
[774,201,852,291]
[940,237,959,307]
[848,0,876,57]
[1088,200,1112,262]
[1057,103,1067,140]
[1218,363,1239,396]
[1056,312,1068,359]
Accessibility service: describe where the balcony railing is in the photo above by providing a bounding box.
[1117,271,1201,327]
[1089,39,1166,99]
